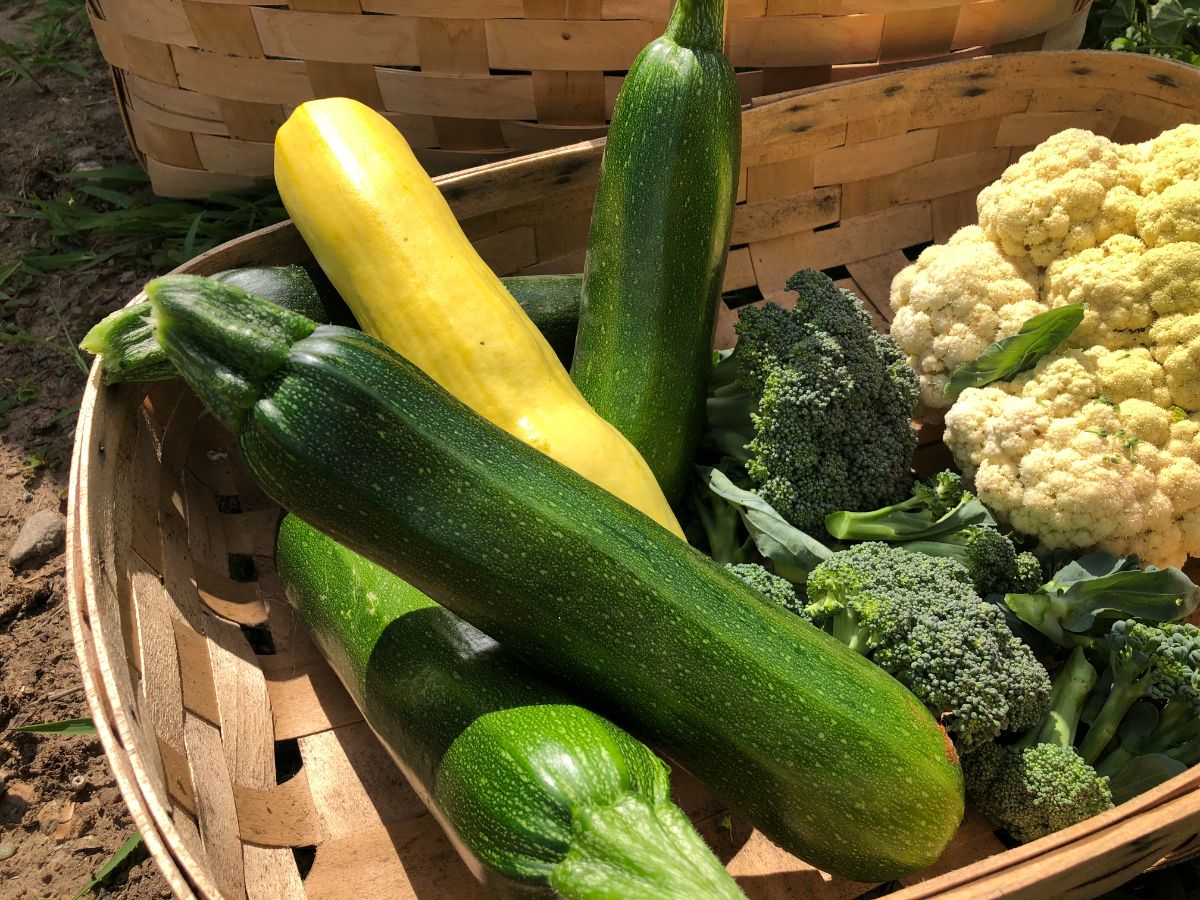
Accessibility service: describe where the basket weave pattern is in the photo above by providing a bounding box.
[88,0,1092,196]
[70,51,1200,900]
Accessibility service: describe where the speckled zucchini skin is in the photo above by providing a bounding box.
[275,515,743,899]
[572,0,741,503]
[148,278,964,882]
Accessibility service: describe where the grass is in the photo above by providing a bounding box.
[1,165,286,292]
[0,0,92,89]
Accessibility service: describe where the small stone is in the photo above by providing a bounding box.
[19,491,31,503]
[7,510,66,570]
[0,843,14,861]
[72,836,104,853]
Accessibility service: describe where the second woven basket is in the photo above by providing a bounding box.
[87,0,1093,196]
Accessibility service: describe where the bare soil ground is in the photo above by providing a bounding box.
[0,5,166,897]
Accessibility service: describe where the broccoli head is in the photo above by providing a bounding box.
[724,563,804,615]
[965,743,1113,844]
[704,270,919,535]
[803,543,1051,749]
[963,646,1113,843]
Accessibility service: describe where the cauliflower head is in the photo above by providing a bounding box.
[889,123,1200,563]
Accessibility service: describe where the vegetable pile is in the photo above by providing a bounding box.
[79,7,1200,894]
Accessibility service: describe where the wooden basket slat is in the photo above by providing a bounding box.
[88,0,1092,195]
[69,51,1200,900]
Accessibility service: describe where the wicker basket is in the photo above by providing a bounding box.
[87,0,1094,197]
[70,50,1200,900]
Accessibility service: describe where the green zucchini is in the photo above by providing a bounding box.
[81,269,583,383]
[505,274,581,366]
[277,514,743,899]
[572,0,741,503]
[147,275,964,883]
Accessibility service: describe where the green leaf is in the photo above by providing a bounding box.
[1058,565,1200,631]
[0,261,21,289]
[945,304,1085,399]
[71,832,144,900]
[825,496,995,542]
[1148,0,1190,45]
[14,717,97,735]
[42,402,80,429]
[701,467,831,581]
[1108,754,1187,806]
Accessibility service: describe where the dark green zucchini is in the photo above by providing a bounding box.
[147,275,964,883]
[82,268,583,383]
[505,274,581,366]
[572,0,741,503]
[277,514,743,899]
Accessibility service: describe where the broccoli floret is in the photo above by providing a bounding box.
[963,646,1113,843]
[1012,552,1045,595]
[825,470,1042,596]
[904,527,1044,597]
[724,563,804,615]
[803,543,1051,749]
[909,470,967,520]
[704,270,919,535]
[1078,620,1200,763]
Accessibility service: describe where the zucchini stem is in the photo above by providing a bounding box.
[664,0,727,53]
[146,275,316,432]
[550,797,744,900]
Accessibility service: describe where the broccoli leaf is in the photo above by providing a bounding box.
[1004,553,1200,646]
[1107,754,1188,805]
[825,495,994,542]
[1057,565,1200,632]
[944,304,1085,399]
[1052,552,1141,585]
[701,467,831,582]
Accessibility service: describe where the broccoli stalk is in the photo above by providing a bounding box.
[702,270,919,536]
[824,470,987,541]
[802,543,1050,749]
[1094,693,1200,779]
[689,480,750,565]
[963,646,1113,844]
[1078,621,1200,764]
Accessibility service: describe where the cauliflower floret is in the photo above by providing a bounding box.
[1044,234,1148,349]
[1137,180,1200,247]
[1139,123,1200,195]
[945,351,1200,566]
[1148,313,1200,411]
[1093,347,1173,409]
[890,226,1044,407]
[976,129,1142,266]
[1138,241,1200,317]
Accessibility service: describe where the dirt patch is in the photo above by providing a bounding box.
[0,4,165,897]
